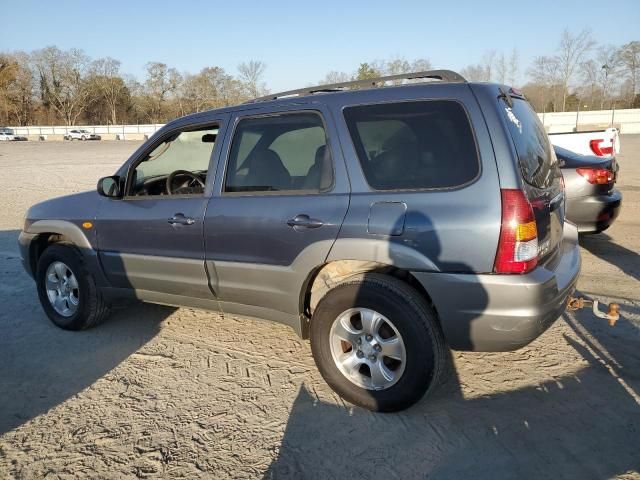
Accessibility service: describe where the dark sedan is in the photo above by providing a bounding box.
[555,145,622,234]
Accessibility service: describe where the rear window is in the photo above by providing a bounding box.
[503,98,558,188]
[343,100,479,190]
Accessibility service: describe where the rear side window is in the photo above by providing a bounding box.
[344,100,479,190]
[502,98,558,188]
[224,112,333,193]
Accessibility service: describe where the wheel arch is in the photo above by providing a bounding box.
[25,220,109,288]
[299,259,439,339]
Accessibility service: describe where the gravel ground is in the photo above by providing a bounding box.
[0,138,638,479]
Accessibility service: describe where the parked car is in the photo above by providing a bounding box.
[12,134,28,141]
[549,127,620,157]
[64,129,101,141]
[555,145,622,233]
[0,132,14,141]
[19,72,580,412]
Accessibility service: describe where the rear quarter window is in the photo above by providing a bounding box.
[343,100,480,190]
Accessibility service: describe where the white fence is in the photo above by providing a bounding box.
[8,124,164,137]
[6,108,640,138]
[538,108,640,134]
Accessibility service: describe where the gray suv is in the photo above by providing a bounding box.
[19,71,580,411]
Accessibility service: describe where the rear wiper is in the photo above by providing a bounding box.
[498,87,513,108]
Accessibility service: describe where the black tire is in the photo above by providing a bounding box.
[310,273,447,412]
[36,243,110,330]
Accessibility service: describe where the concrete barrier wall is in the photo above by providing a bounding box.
[6,108,640,139]
[538,108,640,134]
[7,124,164,141]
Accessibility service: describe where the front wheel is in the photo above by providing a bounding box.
[36,243,110,330]
[310,273,447,412]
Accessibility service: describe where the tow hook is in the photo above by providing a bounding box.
[567,296,620,326]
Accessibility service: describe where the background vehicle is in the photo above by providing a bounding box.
[0,132,14,141]
[555,145,622,233]
[19,71,580,412]
[64,129,101,141]
[549,127,620,157]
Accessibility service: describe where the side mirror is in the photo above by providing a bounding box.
[97,176,123,198]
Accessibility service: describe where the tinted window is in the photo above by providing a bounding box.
[502,98,559,188]
[225,112,333,193]
[344,101,479,190]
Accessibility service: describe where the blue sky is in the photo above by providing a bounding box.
[1,0,638,91]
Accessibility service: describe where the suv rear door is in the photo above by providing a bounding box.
[204,104,350,324]
[499,94,565,263]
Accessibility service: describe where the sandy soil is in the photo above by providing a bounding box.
[0,138,638,479]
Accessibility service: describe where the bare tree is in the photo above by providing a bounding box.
[580,59,600,108]
[482,50,497,81]
[508,48,519,85]
[496,53,508,84]
[411,58,432,72]
[180,66,246,114]
[238,60,267,98]
[555,29,596,111]
[460,64,489,82]
[143,62,182,122]
[0,54,19,123]
[385,57,411,84]
[89,57,128,124]
[32,46,92,125]
[321,71,351,84]
[526,55,561,111]
[617,41,640,106]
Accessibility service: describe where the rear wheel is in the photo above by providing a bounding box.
[36,243,110,330]
[310,273,446,412]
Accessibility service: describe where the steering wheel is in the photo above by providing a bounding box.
[166,170,205,195]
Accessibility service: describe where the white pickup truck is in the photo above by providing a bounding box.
[549,127,620,157]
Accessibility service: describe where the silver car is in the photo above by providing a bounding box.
[64,129,101,141]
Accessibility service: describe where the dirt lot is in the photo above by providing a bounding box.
[0,138,638,479]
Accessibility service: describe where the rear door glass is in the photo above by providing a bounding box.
[502,98,559,188]
[343,100,480,190]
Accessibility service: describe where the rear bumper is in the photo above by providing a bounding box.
[412,222,581,352]
[566,189,622,233]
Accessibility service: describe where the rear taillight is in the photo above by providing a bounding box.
[576,168,613,185]
[494,189,538,274]
[589,139,613,156]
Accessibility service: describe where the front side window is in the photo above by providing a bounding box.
[344,100,480,190]
[129,126,218,196]
[224,112,333,193]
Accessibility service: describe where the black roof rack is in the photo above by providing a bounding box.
[245,69,467,103]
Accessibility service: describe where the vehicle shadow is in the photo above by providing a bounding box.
[264,306,640,479]
[264,209,640,479]
[0,229,173,434]
[580,232,639,281]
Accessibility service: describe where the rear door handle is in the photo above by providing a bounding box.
[287,214,324,229]
[168,213,195,226]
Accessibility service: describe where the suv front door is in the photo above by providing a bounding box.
[205,106,350,326]
[97,117,228,299]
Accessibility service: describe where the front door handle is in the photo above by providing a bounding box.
[287,214,324,229]
[168,213,195,226]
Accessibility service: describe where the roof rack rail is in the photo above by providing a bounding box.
[245,69,467,103]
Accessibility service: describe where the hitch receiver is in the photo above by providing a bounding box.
[567,296,620,326]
